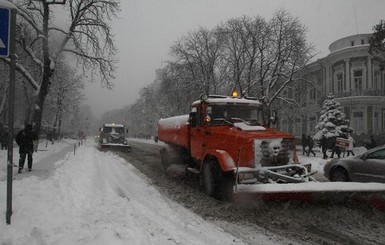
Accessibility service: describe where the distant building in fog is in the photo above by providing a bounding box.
[279,34,385,140]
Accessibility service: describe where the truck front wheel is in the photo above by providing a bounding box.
[202,160,234,200]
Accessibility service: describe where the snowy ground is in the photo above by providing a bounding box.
[1,138,383,245]
[0,139,250,245]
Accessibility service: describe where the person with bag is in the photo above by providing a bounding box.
[16,124,38,173]
[346,134,355,156]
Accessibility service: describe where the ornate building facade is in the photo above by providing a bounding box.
[279,34,385,140]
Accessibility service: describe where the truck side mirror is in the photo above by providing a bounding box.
[270,110,278,125]
[189,112,197,127]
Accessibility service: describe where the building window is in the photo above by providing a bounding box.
[354,70,363,92]
[351,41,354,46]
[337,73,343,92]
[374,70,380,91]
[352,111,364,133]
[361,39,365,45]
[383,110,385,132]
[310,88,316,101]
[382,73,385,91]
[374,112,379,132]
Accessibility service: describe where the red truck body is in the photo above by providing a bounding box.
[158,95,298,179]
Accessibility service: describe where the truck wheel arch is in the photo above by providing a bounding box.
[201,149,236,173]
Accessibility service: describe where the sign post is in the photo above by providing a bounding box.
[1,1,17,225]
[0,7,10,58]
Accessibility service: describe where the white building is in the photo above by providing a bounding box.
[279,34,385,141]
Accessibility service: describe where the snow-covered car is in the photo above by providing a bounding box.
[324,145,385,182]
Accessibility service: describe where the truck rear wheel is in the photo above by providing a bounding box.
[202,160,234,200]
[161,145,184,173]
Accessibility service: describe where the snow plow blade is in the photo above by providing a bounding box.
[99,144,132,152]
[233,182,385,210]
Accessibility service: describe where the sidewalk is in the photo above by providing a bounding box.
[0,139,79,181]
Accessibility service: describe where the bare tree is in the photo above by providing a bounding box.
[262,9,314,106]
[170,27,225,94]
[1,0,119,134]
[47,61,85,136]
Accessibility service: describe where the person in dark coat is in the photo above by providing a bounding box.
[320,136,328,159]
[330,137,342,158]
[307,135,316,157]
[16,124,38,173]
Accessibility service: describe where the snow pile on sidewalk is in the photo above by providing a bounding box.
[0,141,246,245]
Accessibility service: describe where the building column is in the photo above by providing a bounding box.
[368,57,372,90]
[325,65,330,93]
[367,106,373,135]
[345,58,350,91]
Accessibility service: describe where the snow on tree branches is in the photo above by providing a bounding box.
[313,94,351,141]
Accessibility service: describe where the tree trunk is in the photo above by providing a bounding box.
[31,2,52,135]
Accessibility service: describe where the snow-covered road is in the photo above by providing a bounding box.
[1,141,261,244]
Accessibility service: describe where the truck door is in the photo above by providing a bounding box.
[190,107,206,161]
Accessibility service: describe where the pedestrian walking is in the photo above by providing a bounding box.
[16,124,38,173]
[346,134,355,157]
[307,135,316,157]
[330,137,342,158]
[320,136,328,159]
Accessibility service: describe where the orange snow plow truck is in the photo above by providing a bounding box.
[158,94,385,207]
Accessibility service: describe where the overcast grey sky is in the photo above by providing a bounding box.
[84,0,385,118]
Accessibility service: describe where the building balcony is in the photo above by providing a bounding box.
[334,90,385,98]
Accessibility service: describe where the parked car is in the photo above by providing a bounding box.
[324,145,385,182]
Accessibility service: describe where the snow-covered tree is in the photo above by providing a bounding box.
[1,0,119,134]
[313,94,350,141]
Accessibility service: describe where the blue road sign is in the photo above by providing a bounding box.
[0,7,10,57]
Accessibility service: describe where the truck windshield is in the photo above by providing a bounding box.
[207,104,263,126]
[104,127,124,134]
